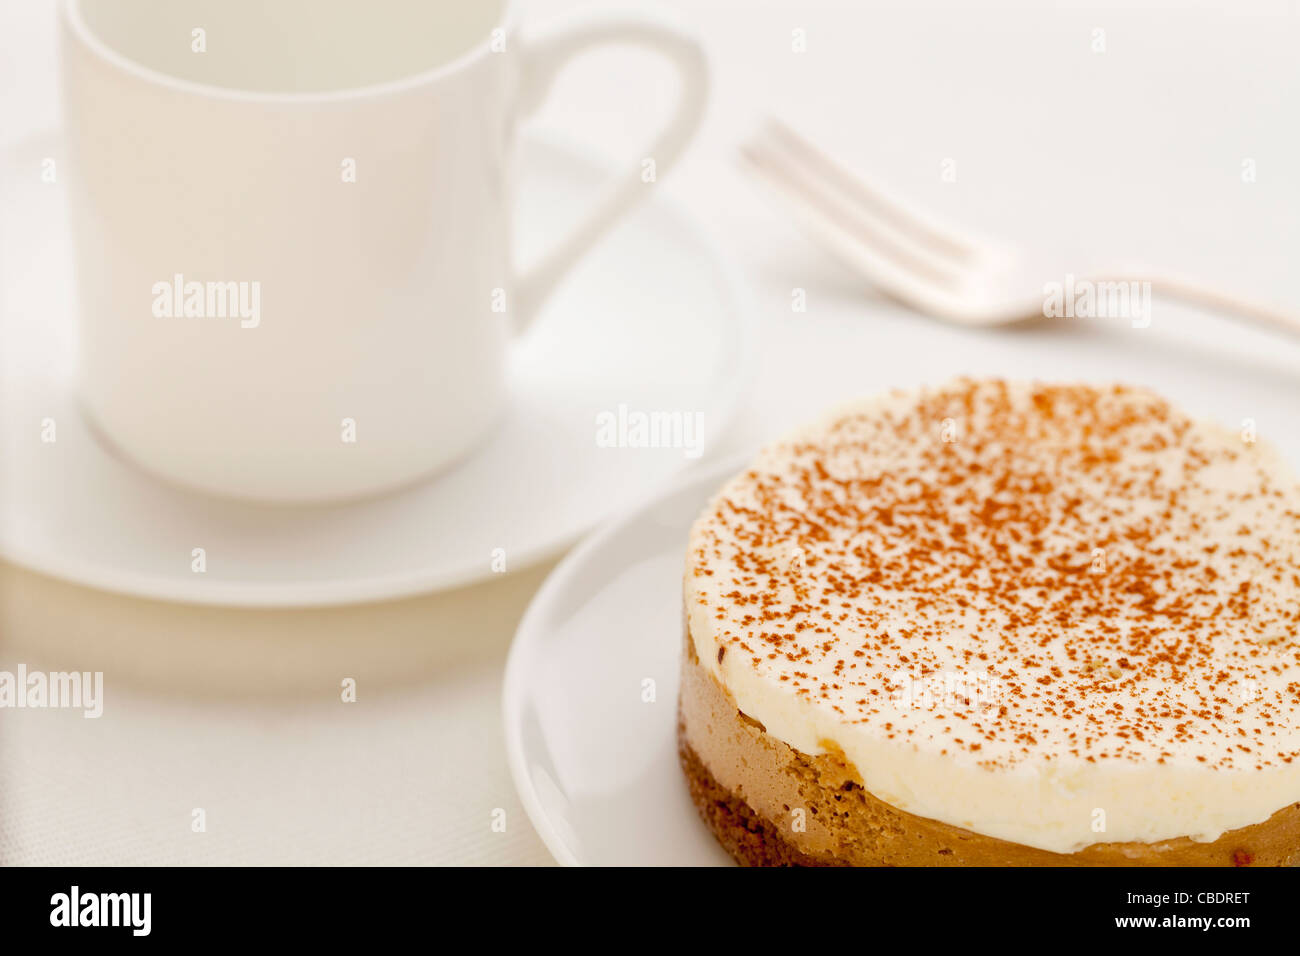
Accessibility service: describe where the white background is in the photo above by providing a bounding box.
[2,0,1298,864]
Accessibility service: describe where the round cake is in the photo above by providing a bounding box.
[679,379,1300,866]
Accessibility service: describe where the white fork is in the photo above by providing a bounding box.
[740,117,1300,339]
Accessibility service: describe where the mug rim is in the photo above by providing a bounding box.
[61,0,517,104]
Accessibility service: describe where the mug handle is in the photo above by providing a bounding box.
[511,13,708,332]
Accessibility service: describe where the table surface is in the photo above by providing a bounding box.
[3,0,1299,865]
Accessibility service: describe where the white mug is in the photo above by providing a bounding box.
[59,0,706,502]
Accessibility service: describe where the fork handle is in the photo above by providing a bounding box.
[1098,270,1300,340]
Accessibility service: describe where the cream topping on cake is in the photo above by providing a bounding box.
[686,379,1300,853]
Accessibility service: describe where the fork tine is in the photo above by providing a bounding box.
[738,139,978,321]
[759,117,979,264]
[739,135,965,290]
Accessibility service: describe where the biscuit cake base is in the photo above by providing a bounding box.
[679,633,1300,867]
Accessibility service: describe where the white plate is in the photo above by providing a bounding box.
[505,416,1300,869]
[504,455,748,866]
[0,131,753,606]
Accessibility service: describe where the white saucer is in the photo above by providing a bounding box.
[0,131,754,606]
[504,455,747,866]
